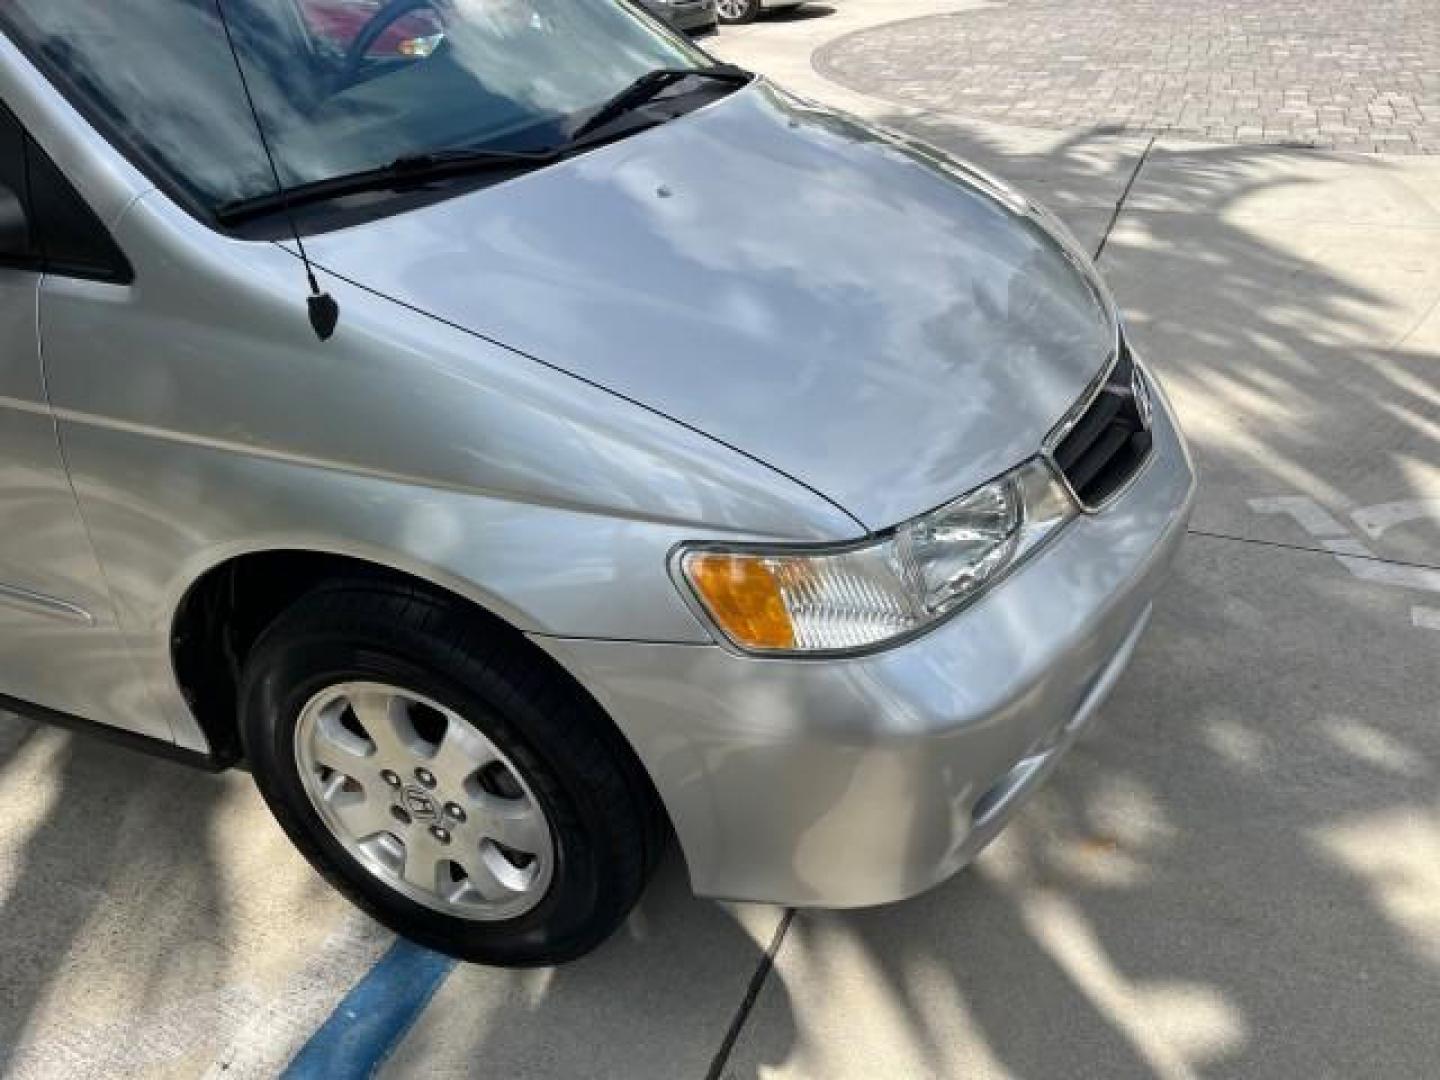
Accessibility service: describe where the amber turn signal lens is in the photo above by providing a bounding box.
[683,553,796,651]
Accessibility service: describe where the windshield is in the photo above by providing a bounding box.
[1,0,710,218]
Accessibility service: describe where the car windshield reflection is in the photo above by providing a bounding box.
[0,0,711,217]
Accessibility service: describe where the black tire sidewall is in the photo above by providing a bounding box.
[241,603,620,965]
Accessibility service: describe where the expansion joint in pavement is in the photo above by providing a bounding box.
[703,907,796,1080]
[1187,527,1440,574]
[1094,135,1155,263]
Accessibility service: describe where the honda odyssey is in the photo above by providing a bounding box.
[0,0,1194,964]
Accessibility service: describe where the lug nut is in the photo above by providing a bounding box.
[380,770,401,788]
[415,768,437,789]
[391,805,412,825]
[430,826,451,844]
[444,803,466,823]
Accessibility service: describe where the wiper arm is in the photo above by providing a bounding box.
[215,66,752,226]
[215,146,560,225]
[568,64,752,144]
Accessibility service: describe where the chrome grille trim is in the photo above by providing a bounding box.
[1042,337,1156,512]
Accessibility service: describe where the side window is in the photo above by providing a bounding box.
[0,106,35,263]
[0,100,131,282]
[24,137,133,283]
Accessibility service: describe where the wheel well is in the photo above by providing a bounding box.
[168,553,644,793]
[172,553,442,764]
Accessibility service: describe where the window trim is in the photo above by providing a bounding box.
[0,95,37,269]
[22,131,134,284]
[0,98,133,284]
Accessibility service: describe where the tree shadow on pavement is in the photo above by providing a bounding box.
[763,4,837,24]
[880,116,1440,545]
[739,543,1439,1077]
[380,851,795,1079]
[724,116,1440,1078]
[0,716,238,1077]
[3,115,1438,1080]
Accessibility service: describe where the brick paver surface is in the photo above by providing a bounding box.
[814,0,1440,153]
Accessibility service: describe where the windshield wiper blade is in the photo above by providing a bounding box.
[215,146,560,225]
[568,64,752,144]
[215,67,752,226]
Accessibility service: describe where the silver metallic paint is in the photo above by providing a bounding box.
[539,392,1195,905]
[0,245,161,734]
[300,82,1118,529]
[0,28,1194,906]
[44,191,860,751]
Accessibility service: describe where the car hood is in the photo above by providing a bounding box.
[303,82,1116,529]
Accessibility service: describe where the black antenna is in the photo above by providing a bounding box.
[213,0,339,341]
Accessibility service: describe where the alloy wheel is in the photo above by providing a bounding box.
[294,681,554,921]
[715,0,756,21]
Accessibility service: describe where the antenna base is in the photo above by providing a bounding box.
[308,292,340,341]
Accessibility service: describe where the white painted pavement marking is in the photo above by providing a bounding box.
[1249,495,1440,632]
[1328,552,1440,595]
[1351,499,1440,541]
[1413,607,1440,632]
[1248,495,1351,537]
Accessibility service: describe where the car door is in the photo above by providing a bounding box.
[0,100,160,732]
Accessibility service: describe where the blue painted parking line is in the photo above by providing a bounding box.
[281,937,457,1080]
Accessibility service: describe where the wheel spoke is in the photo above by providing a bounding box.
[477,794,548,855]
[310,702,372,777]
[455,845,530,901]
[312,746,355,779]
[428,715,496,788]
[295,680,554,921]
[450,851,503,902]
[327,788,393,840]
[348,689,414,764]
[399,837,444,893]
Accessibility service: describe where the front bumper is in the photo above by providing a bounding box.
[538,382,1195,907]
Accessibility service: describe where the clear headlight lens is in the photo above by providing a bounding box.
[678,459,1077,655]
[896,476,1021,614]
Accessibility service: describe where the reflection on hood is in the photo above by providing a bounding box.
[302,84,1115,526]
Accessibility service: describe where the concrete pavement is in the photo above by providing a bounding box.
[725,534,1440,1079]
[712,7,1440,1075]
[2,2,1437,1077]
[0,724,392,1079]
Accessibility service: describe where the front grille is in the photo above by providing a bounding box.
[1050,340,1153,508]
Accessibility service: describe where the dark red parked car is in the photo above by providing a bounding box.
[298,0,444,58]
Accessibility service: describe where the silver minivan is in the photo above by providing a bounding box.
[0,0,1194,964]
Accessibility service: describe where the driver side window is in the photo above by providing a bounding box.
[0,101,131,282]
[0,105,36,264]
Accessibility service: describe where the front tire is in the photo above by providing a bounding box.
[240,584,661,965]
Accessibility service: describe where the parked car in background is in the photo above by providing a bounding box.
[715,0,815,25]
[297,0,445,58]
[0,0,1193,965]
[636,0,717,34]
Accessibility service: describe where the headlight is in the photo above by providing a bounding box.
[677,459,1077,655]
